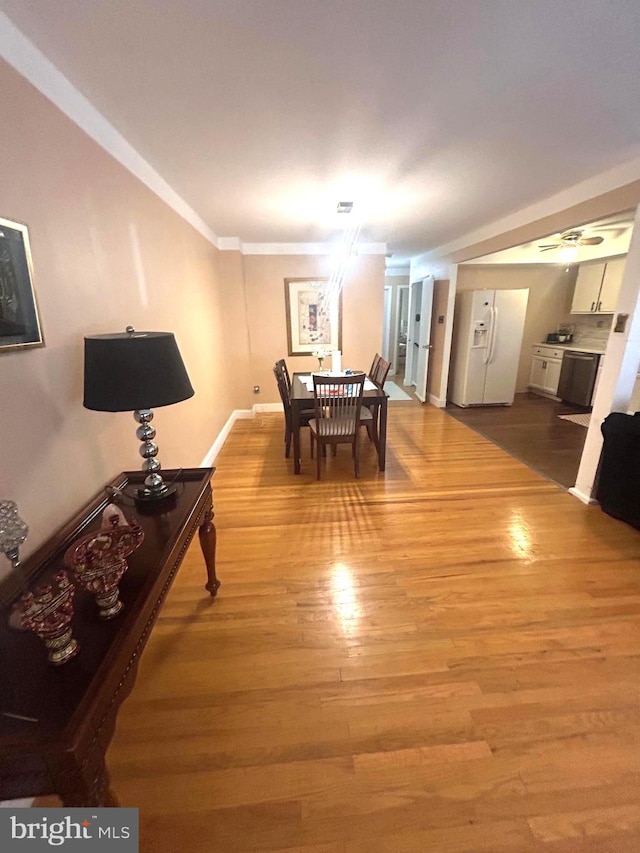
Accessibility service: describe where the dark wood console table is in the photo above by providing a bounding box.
[0,467,219,806]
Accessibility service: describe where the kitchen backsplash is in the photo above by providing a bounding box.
[557,314,613,349]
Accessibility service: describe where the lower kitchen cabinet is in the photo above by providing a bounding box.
[529,345,563,397]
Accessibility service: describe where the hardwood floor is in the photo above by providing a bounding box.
[87,404,640,851]
[446,393,591,489]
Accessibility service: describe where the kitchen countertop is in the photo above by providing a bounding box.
[535,342,606,355]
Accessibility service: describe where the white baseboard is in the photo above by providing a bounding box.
[253,402,282,413]
[568,486,599,505]
[199,404,285,466]
[200,408,253,467]
[428,393,447,408]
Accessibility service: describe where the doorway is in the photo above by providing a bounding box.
[405,278,434,402]
[393,285,409,376]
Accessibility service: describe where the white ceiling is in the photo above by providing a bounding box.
[2,0,640,259]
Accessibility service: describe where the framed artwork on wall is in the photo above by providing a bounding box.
[284,277,342,356]
[0,216,44,353]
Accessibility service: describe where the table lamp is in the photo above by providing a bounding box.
[83,327,194,504]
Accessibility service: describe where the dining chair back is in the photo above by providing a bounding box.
[274,361,314,459]
[372,356,391,389]
[309,373,366,479]
[359,356,391,450]
[275,358,292,396]
[369,353,381,381]
[273,362,292,453]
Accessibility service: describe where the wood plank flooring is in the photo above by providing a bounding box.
[445,393,591,489]
[74,404,640,850]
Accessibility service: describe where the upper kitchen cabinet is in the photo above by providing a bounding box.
[571,257,625,313]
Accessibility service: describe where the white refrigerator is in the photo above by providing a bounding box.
[450,288,529,407]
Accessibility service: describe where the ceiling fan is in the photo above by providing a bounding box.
[538,229,604,252]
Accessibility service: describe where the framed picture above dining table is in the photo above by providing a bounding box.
[284,277,342,356]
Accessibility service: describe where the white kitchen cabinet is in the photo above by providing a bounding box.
[529,345,563,397]
[571,263,605,312]
[529,355,547,390]
[544,357,563,395]
[571,257,625,314]
[598,258,625,312]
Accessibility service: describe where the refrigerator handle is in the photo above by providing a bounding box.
[486,306,498,364]
[483,307,494,365]
[490,306,498,363]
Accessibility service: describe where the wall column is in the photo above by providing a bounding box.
[571,203,640,502]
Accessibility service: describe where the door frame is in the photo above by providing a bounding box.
[382,285,392,362]
[391,284,409,376]
[414,276,434,403]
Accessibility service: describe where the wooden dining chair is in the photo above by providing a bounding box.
[359,356,391,449]
[372,356,391,389]
[275,357,292,396]
[309,373,366,479]
[369,353,381,380]
[273,362,314,458]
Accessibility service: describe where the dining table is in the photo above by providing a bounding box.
[290,372,388,474]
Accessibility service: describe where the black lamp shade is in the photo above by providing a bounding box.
[83,331,194,412]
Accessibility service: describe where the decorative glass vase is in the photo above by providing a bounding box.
[64,514,144,620]
[317,356,325,371]
[0,499,28,567]
[19,570,80,665]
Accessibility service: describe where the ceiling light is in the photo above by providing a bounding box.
[558,245,579,263]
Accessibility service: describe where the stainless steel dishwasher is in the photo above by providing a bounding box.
[557,350,600,407]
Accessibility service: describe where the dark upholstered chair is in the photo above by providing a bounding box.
[309,373,366,479]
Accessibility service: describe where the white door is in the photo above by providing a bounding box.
[414,277,434,403]
[404,281,420,386]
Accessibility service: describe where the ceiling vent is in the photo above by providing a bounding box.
[336,201,354,213]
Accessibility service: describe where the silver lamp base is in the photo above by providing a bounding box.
[133,409,176,505]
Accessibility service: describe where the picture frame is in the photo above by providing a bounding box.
[0,216,44,353]
[284,277,342,356]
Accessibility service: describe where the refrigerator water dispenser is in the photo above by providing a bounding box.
[472,321,488,347]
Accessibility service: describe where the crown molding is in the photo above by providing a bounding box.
[0,12,219,245]
[216,237,242,251]
[0,14,390,260]
[236,241,387,255]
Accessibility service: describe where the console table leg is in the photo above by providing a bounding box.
[199,508,220,597]
[57,750,120,808]
[61,784,120,808]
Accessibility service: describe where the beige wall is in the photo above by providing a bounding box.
[0,59,249,572]
[0,60,387,578]
[243,254,386,403]
[455,265,576,392]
